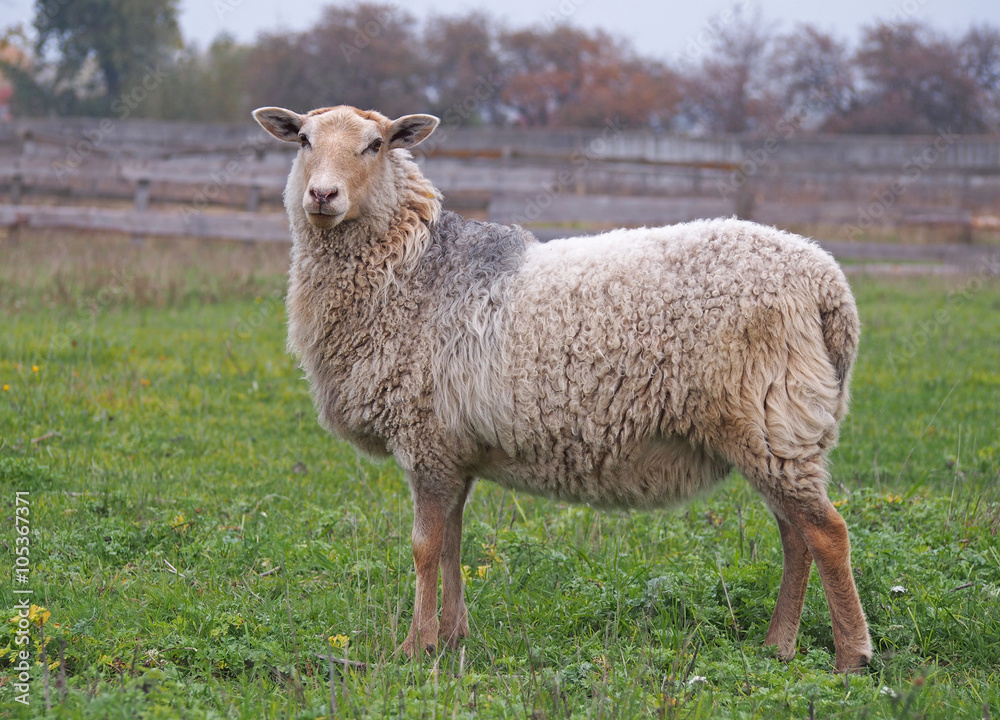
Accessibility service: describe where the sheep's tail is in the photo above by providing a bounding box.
[816,271,860,421]
[742,269,859,465]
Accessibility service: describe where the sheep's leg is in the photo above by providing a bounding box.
[742,447,872,672]
[790,499,872,673]
[400,493,448,658]
[764,515,813,661]
[439,479,473,648]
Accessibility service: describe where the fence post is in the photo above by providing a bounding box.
[132,177,150,246]
[735,179,755,221]
[247,184,261,213]
[8,167,24,243]
[734,139,756,221]
[134,178,151,211]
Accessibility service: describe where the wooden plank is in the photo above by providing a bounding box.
[0,157,289,189]
[755,202,975,228]
[7,117,1000,171]
[488,192,733,226]
[0,197,989,246]
[118,163,287,190]
[0,204,290,242]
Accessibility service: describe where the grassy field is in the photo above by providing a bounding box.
[1,234,999,719]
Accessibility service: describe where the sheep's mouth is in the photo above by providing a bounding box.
[306,210,345,228]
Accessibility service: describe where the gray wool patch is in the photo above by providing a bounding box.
[420,211,533,292]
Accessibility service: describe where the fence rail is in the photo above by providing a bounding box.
[0,204,289,242]
[1,119,998,245]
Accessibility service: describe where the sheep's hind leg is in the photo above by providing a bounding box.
[788,497,873,672]
[763,515,813,661]
[753,456,872,672]
[439,479,473,648]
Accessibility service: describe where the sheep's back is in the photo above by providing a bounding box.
[501,218,846,481]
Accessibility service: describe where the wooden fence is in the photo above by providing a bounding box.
[1,118,998,246]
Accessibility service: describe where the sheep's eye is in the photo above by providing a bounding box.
[298,133,310,148]
[365,138,383,154]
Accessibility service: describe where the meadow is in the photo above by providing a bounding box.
[1,233,998,719]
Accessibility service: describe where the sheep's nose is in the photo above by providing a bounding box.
[310,187,339,203]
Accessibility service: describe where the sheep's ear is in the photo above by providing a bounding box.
[253,107,304,142]
[388,114,439,150]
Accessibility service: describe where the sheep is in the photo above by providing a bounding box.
[253,103,874,673]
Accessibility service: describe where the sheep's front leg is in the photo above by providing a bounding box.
[439,480,473,648]
[764,515,813,661]
[400,492,448,658]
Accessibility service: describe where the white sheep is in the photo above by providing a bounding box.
[253,104,873,672]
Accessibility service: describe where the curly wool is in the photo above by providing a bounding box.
[269,112,870,670]
[431,218,857,510]
[285,150,859,516]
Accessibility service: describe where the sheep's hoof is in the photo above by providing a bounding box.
[834,646,874,674]
[438,625,469,649]
[398,637,436,660]
[763,641,797,663]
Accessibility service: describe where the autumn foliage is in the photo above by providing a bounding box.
[2,1,999,134]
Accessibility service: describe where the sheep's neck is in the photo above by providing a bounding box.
[291,216,403,312]
[286,211,430,450]
[287,154,441,379]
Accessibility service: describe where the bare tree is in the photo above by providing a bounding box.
[556,54,680,130]
[959,24,1000,131]
[423,12,503,126]
[830,21,983,134]
[770,24,855,131]
[677,7,778,134]
[246,3,425,118]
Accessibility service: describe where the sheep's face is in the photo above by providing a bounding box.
[253,105,438,230]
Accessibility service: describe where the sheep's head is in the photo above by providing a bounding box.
[253,105,438,230]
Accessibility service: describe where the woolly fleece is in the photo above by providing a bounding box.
[260,103,871,670]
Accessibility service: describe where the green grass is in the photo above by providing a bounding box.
[1,236,999,718]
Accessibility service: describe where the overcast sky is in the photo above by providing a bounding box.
[3,0,999,62]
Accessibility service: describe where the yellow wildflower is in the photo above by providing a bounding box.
[9,605,51,626]
[171,513,188,534]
